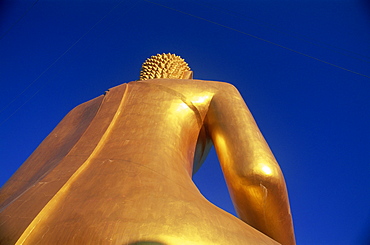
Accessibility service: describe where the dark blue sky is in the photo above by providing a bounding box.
[1,0,369,244]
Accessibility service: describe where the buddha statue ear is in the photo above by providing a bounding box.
[182,70,193,79]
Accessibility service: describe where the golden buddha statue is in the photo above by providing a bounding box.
[0,54,295,244]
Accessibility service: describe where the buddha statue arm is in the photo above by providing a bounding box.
[205,83,295,245]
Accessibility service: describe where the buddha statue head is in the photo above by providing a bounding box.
[139,53,193,80]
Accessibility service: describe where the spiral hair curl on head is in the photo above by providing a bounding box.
[140,53,191,80]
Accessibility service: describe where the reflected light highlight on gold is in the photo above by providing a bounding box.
[0,53,295,245]
[191,95,210,104]
[176,102,189,112]
[262,165,273,175]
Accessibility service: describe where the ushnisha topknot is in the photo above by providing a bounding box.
[140,53,192,80]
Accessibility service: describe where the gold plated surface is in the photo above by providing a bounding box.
[140,53,191,80]
[0,55,295,245]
